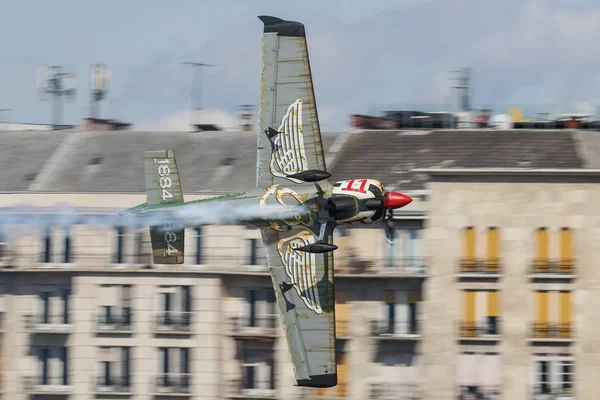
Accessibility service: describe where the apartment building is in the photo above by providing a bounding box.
[0,128,598,399]
[416,167,599,399]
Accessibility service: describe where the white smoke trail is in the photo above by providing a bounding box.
[0,201,311,242]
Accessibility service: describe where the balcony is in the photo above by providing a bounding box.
[23,313,72,334]
[530,385,574,399]
[23,375,72,395]
[371,319,420,340]
[336,257,430,277]
[152,373,191,395]
[154,311,192,334]
[92,375,132,395]
[229,315,278,339]
[529,259,575,279]
[458,385,501,400]
[528,323,573,343]
[458,320,501,342]
[226,378,277,399]
[458,258,502,278]
[370,382,421,399]
[94,309,133,333]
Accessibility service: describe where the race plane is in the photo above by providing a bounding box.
[125,15,413,388]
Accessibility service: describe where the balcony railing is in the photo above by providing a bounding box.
[458,385,501,400]
[459,320,501,339]
[337,257,429,275]
[230,315,278,336]
[23,313,72,332]
[152,373,191,394]
[530,384,574,399]
[226,378,277,398]
[95,309,132,332]
[459,258,502,275]
[23,375,72,394]
[370,382,421,399]
[154,311,192,333]
[529,259,575,275]
[0,251,432,277]
[93,375,132,393]
[530,323,573,340]
[371,319,420,338]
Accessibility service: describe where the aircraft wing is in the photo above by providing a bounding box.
[256,16,328,188]
[261,224,337,388]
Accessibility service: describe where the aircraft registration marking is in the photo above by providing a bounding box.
[154,158,174,201]
[154,158,178,256]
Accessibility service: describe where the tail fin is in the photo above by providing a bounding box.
[144,150,185,264]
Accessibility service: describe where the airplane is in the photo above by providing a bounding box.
[125,15,413,388]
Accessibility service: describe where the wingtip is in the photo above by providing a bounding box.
[257,15,305,37]
[296,373,337,388]
[258,15,284,25]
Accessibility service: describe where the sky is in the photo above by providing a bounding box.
[2,0,600,131]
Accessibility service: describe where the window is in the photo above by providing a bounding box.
[40,227,72,264]
[97,347,131,388]
[97,285,132,329]
[376,290,420,335]
[461,290,500,337]
[246,237,265,266]
[462,227,477,271]
[157,347,190,391]
[535,227,549,270]
[532,354,574,395]
[63,227,72,263]
[40,291,50,324]
[37,288,70,325]
[239,345,275,392]
[247,238,258,265]
[113,227,150,264]
[114,226,124,264]
[383,228,422,270]
[408,229,421,268]
[533,291,572,339]
[486,227,500,272]
[37,347,69,385]
[41,226,51,263]
[60,288,70,324]
[559,227,573,273]
[458,352,501,397]
[156,286,192,331]
[244,288,276,330]
[194,226,203,265]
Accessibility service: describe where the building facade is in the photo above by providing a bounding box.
[419,168,599,400]
[0,128,597,399]
[0,192,426,400]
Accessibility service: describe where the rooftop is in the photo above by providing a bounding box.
[1,128,599,193]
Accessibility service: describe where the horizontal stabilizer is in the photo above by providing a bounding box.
[150,225,185,264]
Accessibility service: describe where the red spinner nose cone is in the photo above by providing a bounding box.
[383,192,413,209]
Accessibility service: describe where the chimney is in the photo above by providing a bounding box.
[238,105,254,132]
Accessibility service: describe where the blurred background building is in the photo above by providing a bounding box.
[0,125,598,399]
